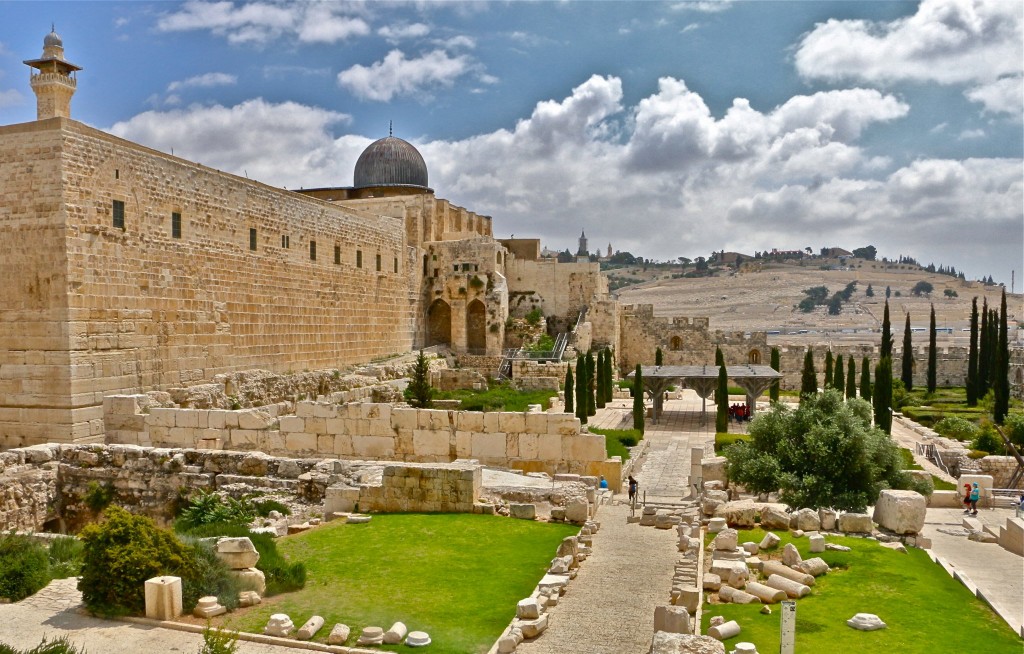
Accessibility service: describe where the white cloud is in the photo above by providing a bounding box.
[378,22,430,43]
[114,17,129,28]
[157,0,369,44]
[167,72,238,92]
[337,49,477,102]
[958,128,985,140]
[795,0,1023,86]
[681,23,700,33]
[0,88,23,108]
[669,1,733,13]
[965,75,1024,117]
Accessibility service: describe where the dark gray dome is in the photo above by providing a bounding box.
[44,29,62,48]
[353,136,428,189]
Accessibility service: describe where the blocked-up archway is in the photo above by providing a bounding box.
[427,299,452,347]
[466,299,487,353]
[670,336,682,351]
[748,349,762,364]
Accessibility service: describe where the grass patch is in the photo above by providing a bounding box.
[702,528,1020,652]
[434,384,553,412]
[588,427,642,460]
[225,514,577,653]
[931,476,956,491]
[715,432,751,454]
[900,448,923,471]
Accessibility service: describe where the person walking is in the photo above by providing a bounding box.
[628,475,638,504]
[962,483,973,514]
[968,482,980,516]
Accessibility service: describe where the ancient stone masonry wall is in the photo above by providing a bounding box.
[977,456,1023,489]
[2,119,417,446]
[105,397,611,476]
[325,462,481,515]
[618,304,769,374]
[511,360,569,392]
[0,445,59,533]
[505,259,608,328]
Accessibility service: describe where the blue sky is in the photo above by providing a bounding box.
[1,0,1021,284]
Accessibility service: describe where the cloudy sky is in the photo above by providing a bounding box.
[1,0,1021,284]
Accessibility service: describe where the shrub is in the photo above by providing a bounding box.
[176,492,255,532]
[83,482,113,515]
[0,637,88,654]
[179,538,243,611]
[972,424,1003,455]
[47,536,83,579]
[933,416,979,441]
[251,498,290,517]
[199,625,239,654]
[0,533,50,602]
[79,506,196,616]
[907,474,935,497]
[1004,412,1024,449]
[525,308,543,325]
[180,523,305,596]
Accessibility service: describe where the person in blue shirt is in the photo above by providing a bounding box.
[599,476,608,489]
[968,482,980,516]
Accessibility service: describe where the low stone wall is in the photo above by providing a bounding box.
[977,456,1023,489]
[0,446,59,532]
[105,397,613,477]
[325,463,481,515]
[431,369,487,391]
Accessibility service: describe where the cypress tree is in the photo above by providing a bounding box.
[586,351,597,417]
[901,313,914,390]
[595,349,606,409]
[800,347,817,400]
[994,289,1010,423]
[632,364,645,433]
[978,299,990,397]
[927,304,937,393]
[575,354,587,424]
[655,347,663,366]
[833,354,845,390]
[715,347,725,367]
[564,365,574,415]
[846,356,857,399]
[824,350,834,389]
[716,360,729,433]
[769,347,780,403]
[873,356,893,433]
[860,356,872,401]
[966,297,979,406]
[406,350,434,408]
[987,307,999,394]
[881,300,892,358]
[604,348,614,403]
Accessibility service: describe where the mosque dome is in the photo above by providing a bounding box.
[44,29,62,49]
[353,136,429,189]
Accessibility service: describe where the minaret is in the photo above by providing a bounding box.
[607,243,612,258]
[23,27,81,120]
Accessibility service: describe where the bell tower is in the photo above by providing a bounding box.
[23,27,81,120]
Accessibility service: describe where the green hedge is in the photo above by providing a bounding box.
[0,533,50,602]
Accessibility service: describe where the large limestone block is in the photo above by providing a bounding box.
[793,507,821,531]
[702,457,729,485]
[650,632,726,654]
[757,505,790,530]
[654,605,692,634]
[718,585,759,605]
[765,574,811,598]
[761,561,814,587]
[702,490,729,516]
[216,537,260,569]
[709,560,749,586]
[472,432,508,459]
[781,543,802,567]
[714,528,738,551]
[872,489,926,535]
[231,567,266,595]
[144,576,182,620]
[713,501,756,528]
[565,498,589,523]
[999,517,1024,556]
[352,435,395,458]
[517,598,542,619]
[328,624,351,645]
[819,508,838,531]
[759,532,781,550]
[796,557,830,577]
[744,581,787,604]
[838,512,873,534]
[412,429,449,456]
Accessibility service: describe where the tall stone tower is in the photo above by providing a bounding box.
[577,230,588,257]
[23,27,81,120]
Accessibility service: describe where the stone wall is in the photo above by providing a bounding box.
[505,259,608,326]
[104,397,612,476]
[512,360,569,387]
[1,118,415,447]
[618,304,769,373]
[325,462,481,515]
[977,456,1023,489]
[0,446,59,533]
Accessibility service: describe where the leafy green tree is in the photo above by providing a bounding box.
[967,297,979,407]
[833,354,845,389]
[911,280,934,296]
[716,360,729,434]
[823,350,833,389]
[800,348,817,400]
[632,364,645,433]
[798,296,816,313]
[404,350,434,408]
[769,347,780,402]
[564,366,574,415]
[725,390,909,511]
[845,357,857,399]
[901,313,914,391]
[655,347,663,366]
[586,351,597,416]
[827,293,843,315]
[595,350,606,410]
[994,289,1010,424]
[860,356,872,401]
[575,355,587,424]
[873,356,893,433]
[852,245,877,260]
[803,285,829,304]
[927,304,937,393]
[881,300,892,358]
[865,284,874,297]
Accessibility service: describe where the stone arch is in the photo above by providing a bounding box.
[748,349,762,364]
[466,299,487,353]
[670,335,682,351]
[427,299,451,347]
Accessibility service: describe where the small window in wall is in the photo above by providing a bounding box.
[334,245,341,265]
[310,240,317,261]
[453,264,459,272]
[432,254,437,261]
[249,228,257,251]
[112,200,125,229]
[356,250,363,268]
[171,212,182,239]
[422,255,428,276]
[114,169,119,180]
[496,253,501,264]
[433,268,439,278]
[281,234,290,249]
[376,253,382,272]
[394,257,399,273]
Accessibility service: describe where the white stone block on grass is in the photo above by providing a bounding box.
[383,621,408,644]
[296,615,324,640]
[144,576,182,621]
[707,620,741,641]
[327,624,350,645]
[872,489,926,535]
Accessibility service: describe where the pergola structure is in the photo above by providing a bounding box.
[627,364,783,423]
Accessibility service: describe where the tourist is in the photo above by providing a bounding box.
[628,475,638,503]
[599,476,608,490]
[968,482,980,516]
[962,483,972,514]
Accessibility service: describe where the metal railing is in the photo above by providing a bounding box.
[916,442,952,477]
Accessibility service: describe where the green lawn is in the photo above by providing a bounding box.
[223,514,578,653]
[588,427,642,460]
[433,385,554,412]
[715,431,751,454]
[702,528,1020,652]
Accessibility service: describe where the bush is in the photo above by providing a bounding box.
[525,308,543,326]
[907,474,935,497]
[0,533,50,602]
[179,537,243,611]
[933,416,979,441]
[83,482,113,515]
[180,523,305,596]
[972,424,1003,455]
[1003,412,1024,449]
[199,625,239,654]
[0,637,88,654]
[251,498,290,517]
[176,492,255,532]
[47,536,83,579]
[79,506,196,616]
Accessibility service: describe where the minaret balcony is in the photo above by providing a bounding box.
[30,71,77,87]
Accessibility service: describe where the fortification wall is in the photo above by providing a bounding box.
[104,397,612,476]
[2,119,416,446]
[505,259,607,325]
